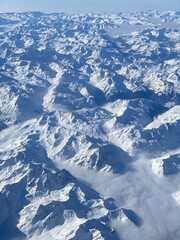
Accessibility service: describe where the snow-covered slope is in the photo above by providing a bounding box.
[0,11,179,240]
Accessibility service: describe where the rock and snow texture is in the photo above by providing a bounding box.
[0,11,179,240]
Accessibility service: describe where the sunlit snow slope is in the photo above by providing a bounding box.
[0,11,179,240]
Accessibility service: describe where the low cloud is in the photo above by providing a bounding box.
[55,152,180,240]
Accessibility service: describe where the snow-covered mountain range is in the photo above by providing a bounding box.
[0,11,179,240]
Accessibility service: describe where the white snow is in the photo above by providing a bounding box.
[0,10,179,240]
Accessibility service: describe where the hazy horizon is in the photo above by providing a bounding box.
[0,0,180,13]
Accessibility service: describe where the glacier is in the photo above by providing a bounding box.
[0,11,179,240]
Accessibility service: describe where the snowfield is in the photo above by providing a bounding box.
[0,11,179,240]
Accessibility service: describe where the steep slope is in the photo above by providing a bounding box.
[0,11,179,240]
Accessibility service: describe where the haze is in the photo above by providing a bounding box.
[0,0,179,13]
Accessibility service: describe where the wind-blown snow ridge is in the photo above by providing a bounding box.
[0,11,179,240]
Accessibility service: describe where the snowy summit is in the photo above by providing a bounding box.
[0,11,179,240]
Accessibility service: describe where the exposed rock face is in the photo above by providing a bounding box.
[0,11,179,240]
